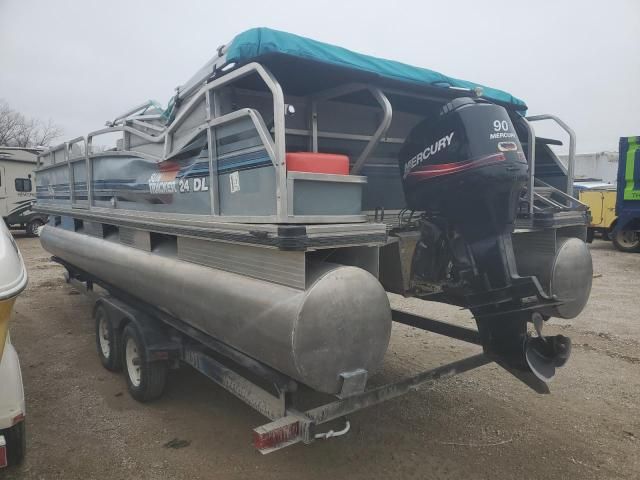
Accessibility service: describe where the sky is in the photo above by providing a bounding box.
[1,0,638,153]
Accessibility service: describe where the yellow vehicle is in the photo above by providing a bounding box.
[579,186,617,239]
[579,182,640,252]
[577,184,639,252]
[0,221,27,468]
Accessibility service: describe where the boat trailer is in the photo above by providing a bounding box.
[59,260,543,454]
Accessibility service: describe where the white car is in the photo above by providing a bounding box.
[0,220,27,468]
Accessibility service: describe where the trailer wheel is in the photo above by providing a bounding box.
[122,324,167,402]
[2,421,26,466]
[95,305,122,372]
[586,228,594,243]
[25,218,44,237]
[612,230,640,253]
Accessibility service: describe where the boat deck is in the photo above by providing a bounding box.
[35,205,387,251]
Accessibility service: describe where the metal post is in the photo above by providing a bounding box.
[122,123,131,151]
[205,91,217,216]
[567,125,576,195]
[86,136,93,208]
[260,70,288,222]
[207,125,219,216]
[522,118,536,216]
[311,101,318,153]
[350,88,392,175]
[65,142,74,205]
[310,83,393,175]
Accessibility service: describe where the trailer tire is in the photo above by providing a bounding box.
[25,218,44,237]
[2,421,26,466]
[95,305,122,372]
[612,229,640,253]
[586,228,594,243]
[122,324,167,402]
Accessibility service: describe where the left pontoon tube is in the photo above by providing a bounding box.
[40,225,392,395]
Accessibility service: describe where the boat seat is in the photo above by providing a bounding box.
[286,152,350,175]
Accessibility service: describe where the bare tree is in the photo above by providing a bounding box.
[0,101,22,146]
[0,100,63,147]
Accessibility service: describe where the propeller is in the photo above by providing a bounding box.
[525,312,572,381]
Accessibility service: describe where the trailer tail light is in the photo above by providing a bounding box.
[253,417,302,454]
[0,435,7,468]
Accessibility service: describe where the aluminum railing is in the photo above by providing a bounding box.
[522,114,578,216]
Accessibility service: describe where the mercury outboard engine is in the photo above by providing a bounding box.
[399,97,577,387]
[400,97,529,303]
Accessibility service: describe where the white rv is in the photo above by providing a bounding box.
[0,147,47,236]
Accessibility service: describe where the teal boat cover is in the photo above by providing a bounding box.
[226,28,527,112]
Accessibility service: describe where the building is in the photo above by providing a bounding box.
[562,151,619,184]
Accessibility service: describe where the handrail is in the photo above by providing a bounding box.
[108,100,159,126]
[155,61,287,219]
[87,125,163,146]
[522,118,536,216]
[351,87,392,174]
[130,118,165,132]
[67,136,86,160]
[526,114,576,196]
[66,136,85,145]
[166,63,281,139]
[80,63,283,162]
[535,178,588,210]
[168,108,276,165]
[37,61,288,220]
[307,83,393,175]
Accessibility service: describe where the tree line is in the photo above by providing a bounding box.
[0,100,63,148]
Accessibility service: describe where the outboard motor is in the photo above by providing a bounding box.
[399,97,529,304]
[398,97,583,387]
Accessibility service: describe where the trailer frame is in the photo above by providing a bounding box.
[60,258,498,454]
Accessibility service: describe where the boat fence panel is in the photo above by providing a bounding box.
[52,148,65,165]
[71,160,88,207]
[171,96,208,153]
[315,108,408,214]
[90,147,212,215]
[89,131,123,155]
[36,163,70,205]
[68,140,85,160]
[38,152,52,167]
[220,88,275,135]
[288,172,365,217]
[215,116,277,216]
[128,133,164,158]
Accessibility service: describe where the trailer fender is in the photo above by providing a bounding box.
[94,297,181,362]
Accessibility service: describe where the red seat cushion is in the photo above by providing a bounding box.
[286,152,350,175]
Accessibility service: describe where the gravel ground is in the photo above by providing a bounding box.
[3,235,639,479]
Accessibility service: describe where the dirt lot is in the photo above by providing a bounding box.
[3,235,639,479]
